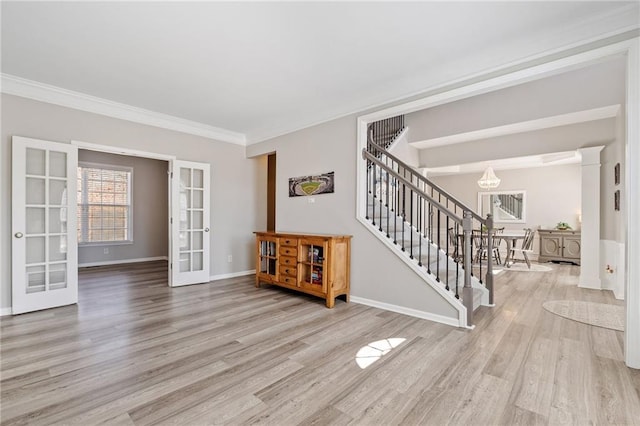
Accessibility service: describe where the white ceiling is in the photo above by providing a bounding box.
[1,1,638,144]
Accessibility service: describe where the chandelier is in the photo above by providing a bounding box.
[478,166,501,189]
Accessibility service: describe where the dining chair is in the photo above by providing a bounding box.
[472,228,502,264]
[509,228,536,268]
[448,227,463,262]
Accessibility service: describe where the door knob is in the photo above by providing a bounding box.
[14,232,24,238]
[204,227,210,232]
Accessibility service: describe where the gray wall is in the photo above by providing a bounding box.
[247,115,459,320]
[428,164,582,256]
[77,150,169,265]
[1,94,265,310]
[405,57,626,144]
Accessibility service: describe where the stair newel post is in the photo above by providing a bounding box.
[485,214,495,306]
[463,210,474,327]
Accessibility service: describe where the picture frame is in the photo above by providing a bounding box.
[615,189,620,211]
[614,162,620,185]
[289,171,335,197]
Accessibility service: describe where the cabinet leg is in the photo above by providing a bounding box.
[326,297,335,308]
[255,277,260,288]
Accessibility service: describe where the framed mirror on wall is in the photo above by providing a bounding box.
[478,190,526,223]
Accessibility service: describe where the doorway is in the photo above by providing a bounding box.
[267,153,276,232]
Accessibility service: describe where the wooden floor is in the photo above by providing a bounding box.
[1,261,639,425]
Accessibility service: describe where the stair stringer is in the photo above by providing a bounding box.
[356,215,472,329]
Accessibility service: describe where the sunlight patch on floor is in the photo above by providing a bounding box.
[355,338,406,369]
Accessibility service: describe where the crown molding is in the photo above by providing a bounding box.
[1,74,246,146]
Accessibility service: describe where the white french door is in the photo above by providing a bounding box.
[171,160,210,286]
[12,136,78,314]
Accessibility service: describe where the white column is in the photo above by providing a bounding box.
[577,146,604,289]
[624,38,640,369]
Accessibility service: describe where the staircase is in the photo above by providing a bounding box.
[361,117,496,328]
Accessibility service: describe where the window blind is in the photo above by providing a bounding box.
[77,164,132,244]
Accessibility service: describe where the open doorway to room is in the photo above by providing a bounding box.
[267,153,276,232]
[76,149,170,304]
[77,150,169,268]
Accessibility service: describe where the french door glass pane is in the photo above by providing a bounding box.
[26,208,45,234]
[26,178,45,204]
[26,236,45,264]
[26,148,46,176]
[49,151,67,178]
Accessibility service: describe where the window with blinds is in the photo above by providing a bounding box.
[77,163,133,244]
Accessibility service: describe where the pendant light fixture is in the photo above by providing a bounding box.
[478,166,501,189]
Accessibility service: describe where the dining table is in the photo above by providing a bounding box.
[498,231,527,266]
[454,230,526,266]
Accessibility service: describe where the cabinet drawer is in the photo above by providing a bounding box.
[279,276,297,286]
[281,266,298,277]
[279,256,297,266]
[279,246,298,257]
[280,237,298,247]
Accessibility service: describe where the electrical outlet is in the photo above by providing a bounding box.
[227,255,233,263]
[103,247,109,254]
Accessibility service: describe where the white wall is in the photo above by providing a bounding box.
[1,94,265,310]
[428,164,582,257]
[247,115,459,320]
[77,150,169,266]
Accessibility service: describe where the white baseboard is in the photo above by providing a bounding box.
[600,240,625,300]
[209,269,255,281]
[0,307,12,316]
[578,276,602,290]
[350,295,460,327]
[79,256,168,268]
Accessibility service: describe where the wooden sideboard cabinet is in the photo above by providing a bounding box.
[538,229,581,265]
[255,231,351,308]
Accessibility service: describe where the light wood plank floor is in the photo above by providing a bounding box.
[1,261,639,425]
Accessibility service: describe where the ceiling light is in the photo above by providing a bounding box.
[478,166,501,189]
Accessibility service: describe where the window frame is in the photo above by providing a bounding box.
[77,161,134,246]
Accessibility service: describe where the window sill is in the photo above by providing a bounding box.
[79,241,134,247]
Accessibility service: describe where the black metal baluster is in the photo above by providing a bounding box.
[427,203,432,274]
[393,176,398,245]
[446,215,450,290]
[385,169,390,238]
[418,196,422,267]
[371,163,376,227]
[378,164,383,232]
[479,225,484,284]
[436,209,441,283]
[455,222,460,299]
[401,182,406,252]
[409,190,414,259]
